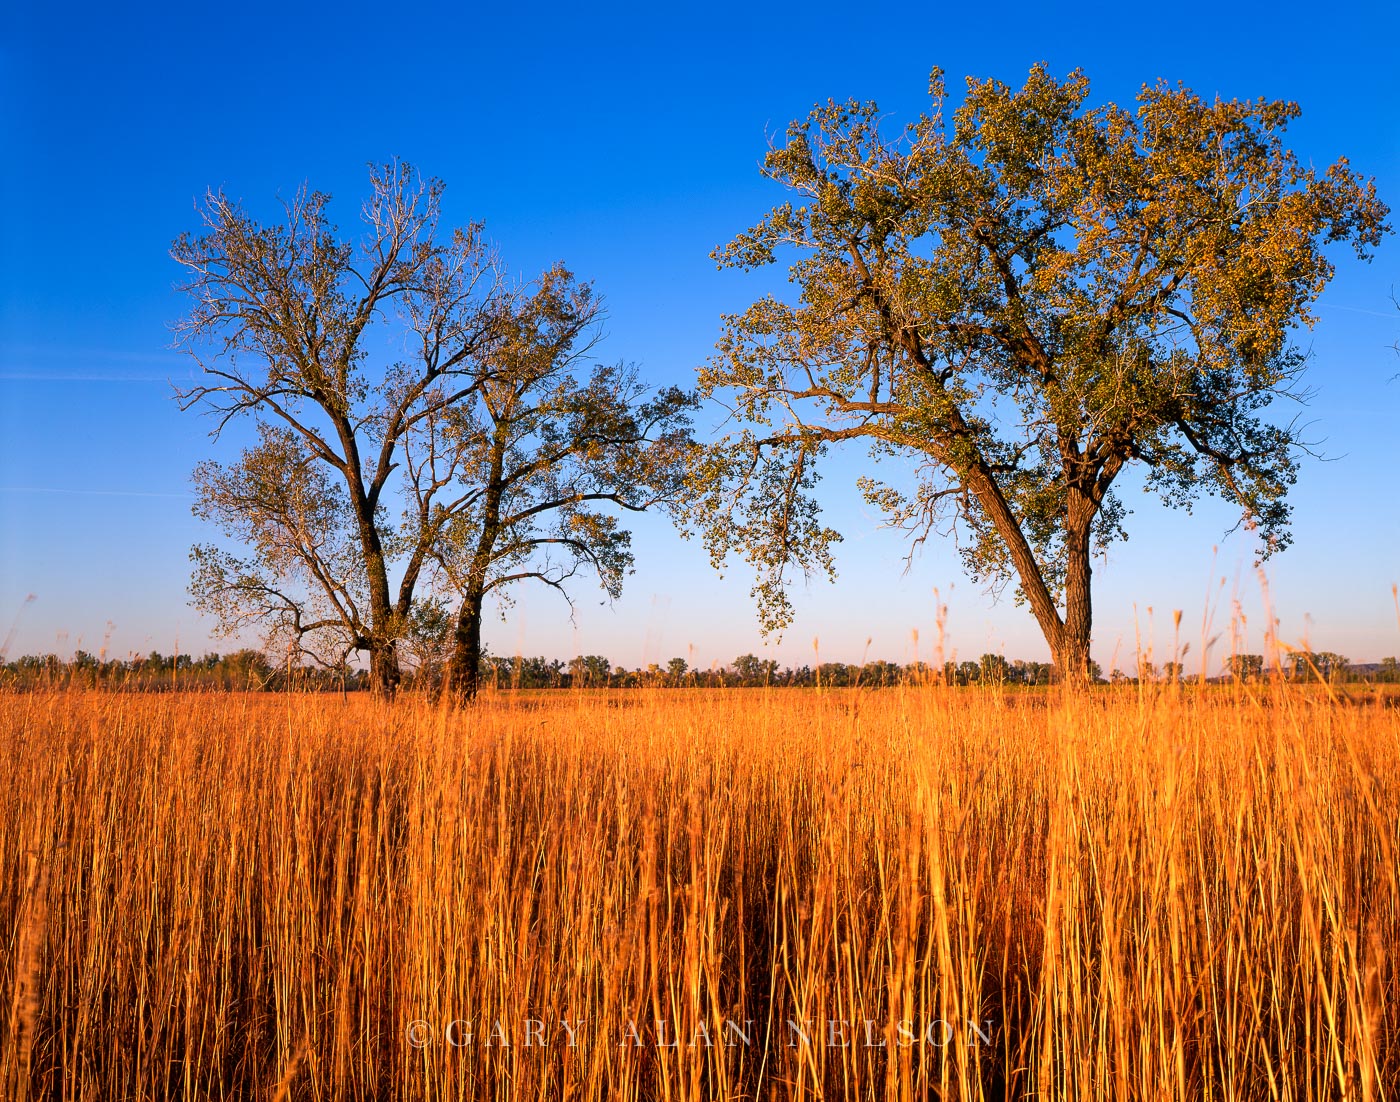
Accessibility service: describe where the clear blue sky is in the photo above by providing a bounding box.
[2,0,1398,673]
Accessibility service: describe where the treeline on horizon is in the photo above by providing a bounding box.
[2,647,1396,693]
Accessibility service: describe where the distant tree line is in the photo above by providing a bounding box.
[0,649,341,692]
[1222,652,1397,684]
[6,648,1395,692]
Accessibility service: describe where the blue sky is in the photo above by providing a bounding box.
[2,0,1398,673]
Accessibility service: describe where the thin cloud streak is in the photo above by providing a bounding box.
[0,486,193,499]
[0,373,186,383]
[1316,302,1397,320]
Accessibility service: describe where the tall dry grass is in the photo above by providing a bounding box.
[0,684,1396,1100]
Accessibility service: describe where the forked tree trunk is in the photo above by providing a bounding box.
[446,585,486,701]
[966,467,1097,689]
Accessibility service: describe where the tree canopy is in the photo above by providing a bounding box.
[689,66,1389,681]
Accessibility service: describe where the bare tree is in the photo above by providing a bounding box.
[175,165,694,698]
[174,163,504,695]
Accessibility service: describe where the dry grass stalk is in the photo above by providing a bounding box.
[5,850,50,1102]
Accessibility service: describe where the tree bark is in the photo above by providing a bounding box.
[332,417,404,698]
[1055,488,1096,686]
[353,440,407,696]
[359,538,402,697]
[444,423,509,703]
[964,466,1076,670]
[446,584,485,701]
[369,641,402,698]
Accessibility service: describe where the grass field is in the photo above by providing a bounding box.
[1,685,1397,1100]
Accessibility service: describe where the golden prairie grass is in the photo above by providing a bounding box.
[0,685,1396,1101]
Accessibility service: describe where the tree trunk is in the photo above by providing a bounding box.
[1055,490,1096,686]
[340,422,402,699]
[446,585,485,701]
[445,426,508,703]
[369,640,402,698]
[360,538,401,697]
[965,466,1092,685]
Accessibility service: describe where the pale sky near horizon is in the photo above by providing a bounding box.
[2,0,1398,674]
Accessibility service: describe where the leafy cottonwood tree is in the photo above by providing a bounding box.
[426,266,695,700]
[176,164,691,696]
[690,66,1388,682]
